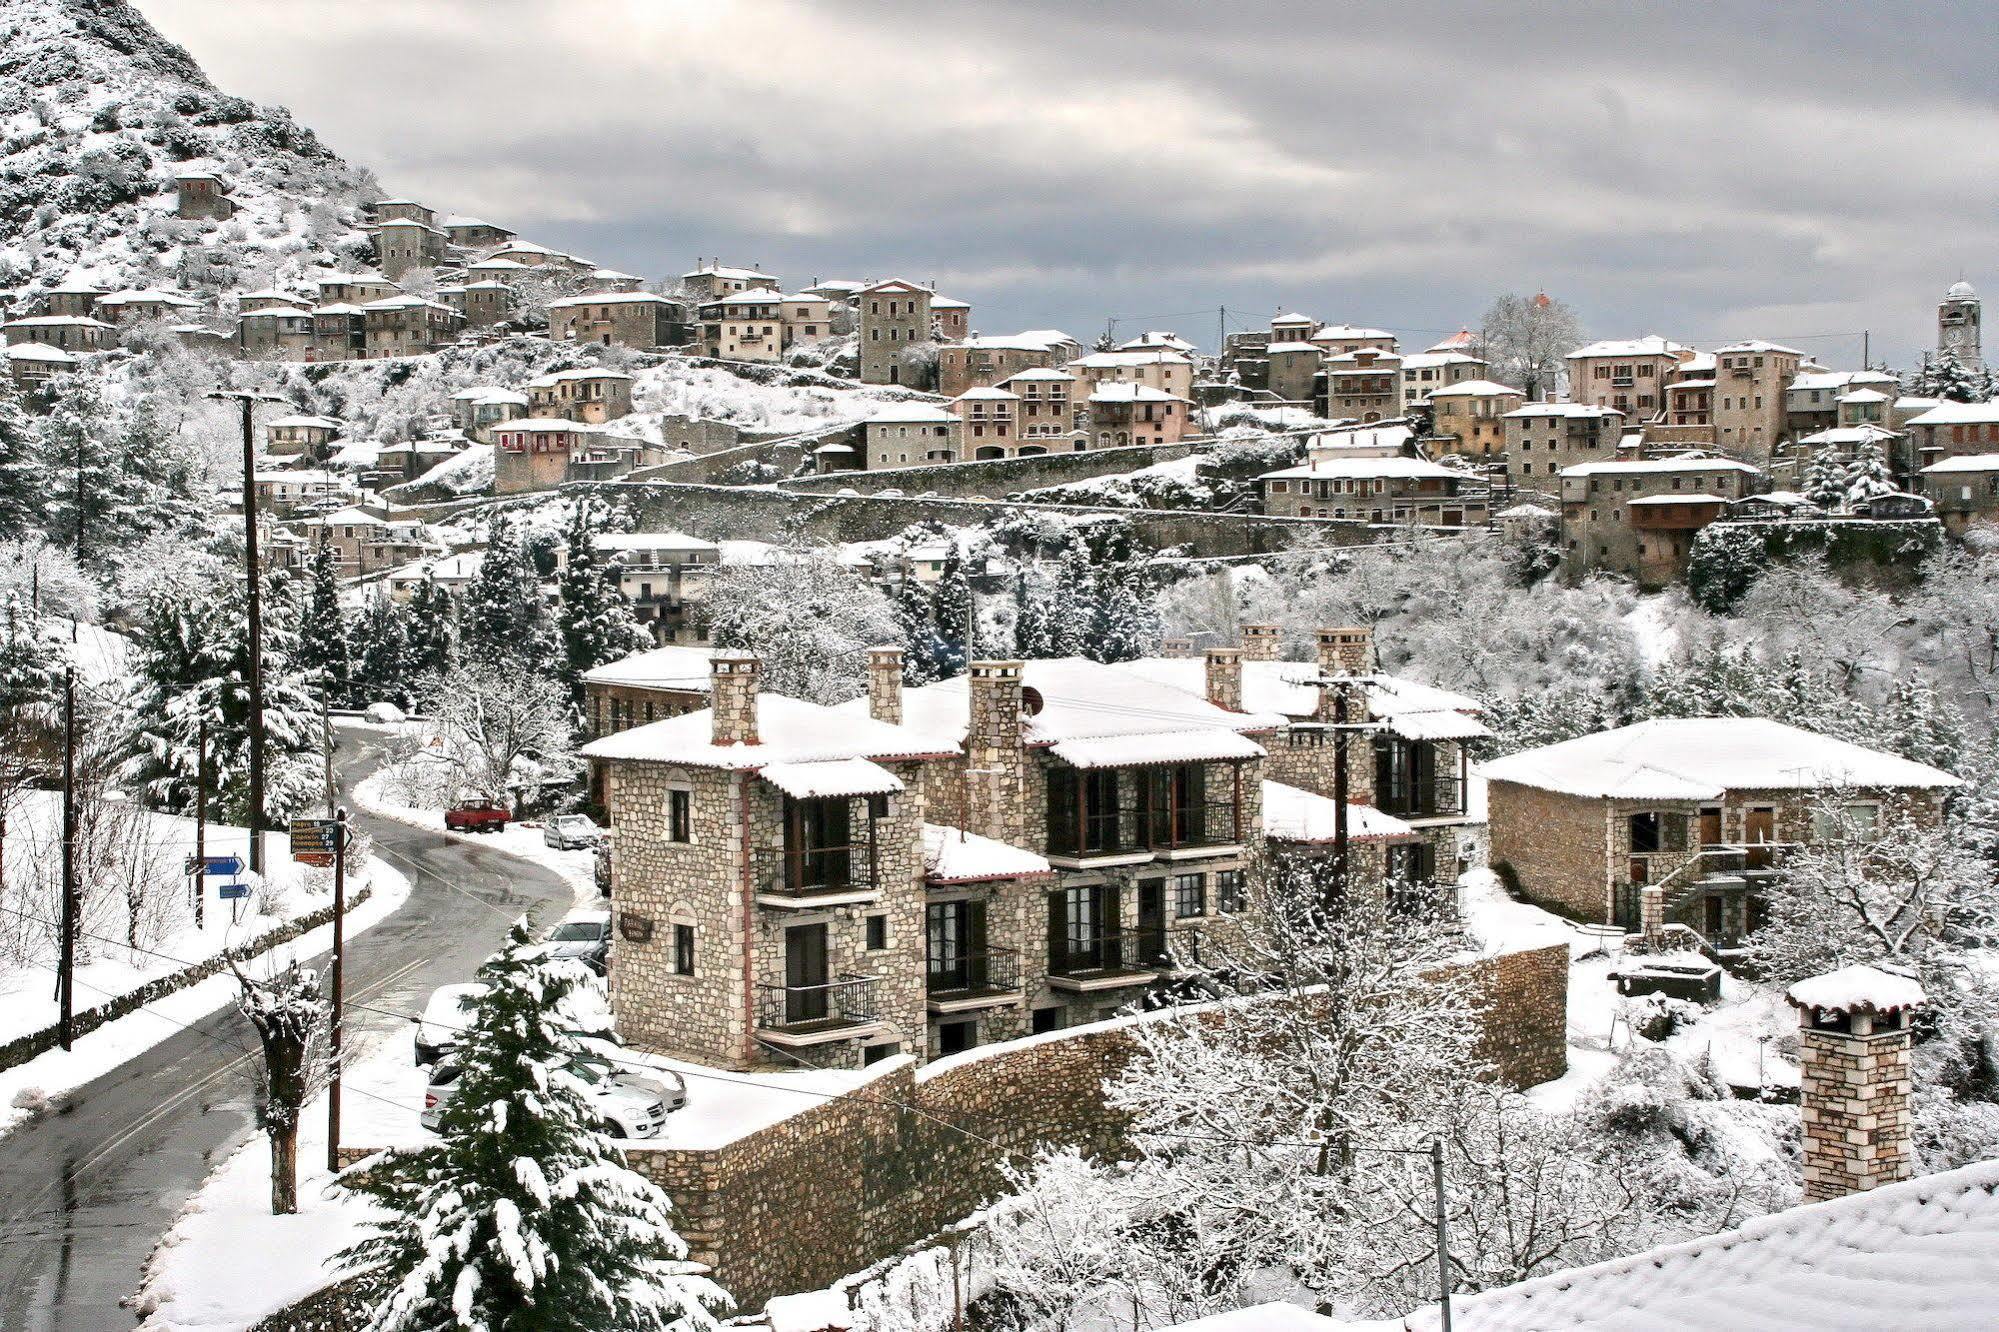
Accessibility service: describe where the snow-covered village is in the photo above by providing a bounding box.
[2,1,1998,1328]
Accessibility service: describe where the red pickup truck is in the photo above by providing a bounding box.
[444,799,511,833]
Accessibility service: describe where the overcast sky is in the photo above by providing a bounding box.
[137,0,1996,366]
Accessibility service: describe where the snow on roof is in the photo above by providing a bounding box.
[239,305,313,320]
[494,417,586,433]
[97,288,202,308]
[1504,402,1624,419]
[548,290,674,308]
[1270,312,1316,325]
[360,295,456,313]
[682,264,775,281]
[1626,493,1733,507]
[593,531,719,552]
[528,367,634,385]
[266,415,341,429]
[1787,963,1927,1020]
[929,295,970,309]
[1426,378,1524,397]
[1425,327,1478,353]
[867,404,956,424]
[1791,370,1897,392]
[579,645,716,690]
[1568,335,1688,360]
[954,386,1019,401]
[1265,342,1326,354]
[758,756,904,799]
[1308,423,1415,452]
[303,505,390,526]
[467,258,529,272]
[1905,399,1999,426]
[6,315,114,329]
[1000,367,1076,383]
[1402,1158,1999,1332]
[1325,348,1402,365]
[1261,782,1416,845]
[955,329,1076,352]
[1074,349,1194,368]
[1401,351,1483,369]
[1671,377,1717,390]
[1839,388,1891,402]
[1089,383,1186,403]
[1312,323,1394,340]
[1478,717,1962,801]
[1496,502,1556,518]
[389,551,482,582]
[1921,453,1999,474]
[1119,331,1197,351]
[1715,338,1805,355]
[705,288,783,306]
[1052,729,1265,770]
[1261,455,1462,481]
[923,824,1053,883]
[4,344,77,363]
[1561,457,1761,477]
[1798,424,1900,446]
[581,693,959,769]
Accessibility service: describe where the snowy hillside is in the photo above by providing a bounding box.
[0,0,379,300]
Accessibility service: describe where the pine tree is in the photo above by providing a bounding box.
[1880,672,1963,771]
[895,575,945,685]
[337,925,730,1331]
[556,501,650,700]
[1049,541,1097,657]
[932,550,973,663]
[350,592,411,708]
[405,572,458,679]
[39,373,123,567]
[1801,449,1846,511]
[1842,440,1897,508]
[462,517,556,671]
[1908,353,1987,404]
[0,375,39,543]
[0,592,63,716]
[1089,557,1153,663]
[298,541,351,702]
[1013,570,1053,660]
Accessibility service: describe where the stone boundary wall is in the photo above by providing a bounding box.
[0,884,374,1074]
[776,439,1204,499]
[623,435,814,486]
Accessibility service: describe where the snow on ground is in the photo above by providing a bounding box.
[399,441,491,497]
[1623,590,1686,668]
[0,855,410,1142]
[351,762,598,906]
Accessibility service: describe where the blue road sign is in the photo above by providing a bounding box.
[200,855,245,877]
[218,882,250,901]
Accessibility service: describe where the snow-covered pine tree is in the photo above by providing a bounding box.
[1908,353,1987,404]
[461,515,555,671]
[297,541,351,703]
[556,501,650,700]
[1048,540,1097,657]
[0,592,65,716]
[1801,448,1846,511]
[37,372,124,568]
[336,925,730,1331]
[1842,440,1898,507]
[932,549,973,665]
[404,571,458,679]
[893,575,945,685]
[349,591,411,709]
[1879,671,1963,771]
[1088,556,1154,663]
[0,375,38,543]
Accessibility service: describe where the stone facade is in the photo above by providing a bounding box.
[859,280,934,387]
[549,292,688,350]
[174,171,235,220]
[1558,459,1760,588]
[1795,1005,1920,1202]
[1503,403,1624,492]
[1711,341,1803,463]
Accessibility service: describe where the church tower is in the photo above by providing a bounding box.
[1940,279,1981,366]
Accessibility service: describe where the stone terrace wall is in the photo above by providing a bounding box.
[777,439,1202,500]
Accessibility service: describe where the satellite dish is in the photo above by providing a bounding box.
[1020,685,1045,716]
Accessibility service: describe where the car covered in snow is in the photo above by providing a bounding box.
[542,813,604,850]
[443,798,510,833]
[539,908,611,973]
[420,1052,685,1139]
[415,982,488,1065]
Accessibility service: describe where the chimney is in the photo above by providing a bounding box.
[867,646,904,725]
[1787,965,1927,1202]
[964,660,1029,846]
[1317,626,1373,678]
[709,652,760,746]
[1240,624,1281,662]
[1204,647,1243,712]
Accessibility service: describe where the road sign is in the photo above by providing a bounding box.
[218,882,249,901]
[290,818,343,867]
[185,854,244,877]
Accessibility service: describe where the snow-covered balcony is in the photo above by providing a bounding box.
[754,973,884,1047]
[1044,757,1251,868]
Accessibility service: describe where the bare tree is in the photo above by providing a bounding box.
[1479,292,1582,402]
[230,960,328,1215]
[420,659,576,810]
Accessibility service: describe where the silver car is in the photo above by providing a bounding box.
[543,814,604,850]
[420,1053,685,1139]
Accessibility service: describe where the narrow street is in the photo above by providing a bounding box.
[0,729,577,1331]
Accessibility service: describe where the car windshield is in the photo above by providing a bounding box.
[548,921,603,942]
[423,988,482,1024]
[568,1059,605,1086]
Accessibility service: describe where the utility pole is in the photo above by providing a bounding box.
[321,689,336,812]
[209,390,282,874]
[57,664,77,1051]
[327,807,348,1174]
[1862,328,1870,369]
[1433,1137,1454,1332]
[194,714,207,930]
[1331,676,1349,904]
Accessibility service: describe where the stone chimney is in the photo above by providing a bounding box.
[1204,647,1244,712]
[1787,964,1928,1202]
[709,652,760,746]
[964,660,1029,847]
[1240,624,1281,662]
[867,646,904,725]
[1317,626,1374,678]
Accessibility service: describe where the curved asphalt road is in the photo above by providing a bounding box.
[0,728,578,1331]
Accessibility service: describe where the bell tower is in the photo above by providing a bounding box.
[1939,279,1981,366]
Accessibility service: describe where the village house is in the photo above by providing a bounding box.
[369,199,436,226]
[583,644,718,741]
[289,505,433,577]
[361,295,464,358]
[1067,348,1197,402]
[680,262,781,302]
[372,438,462,487]
[1919,454,1999,534]
[1268,311,1318,346]
[1424,379,1524,458]
[173,170,237,220]
[385,550,481,604]
[1902,399,1999,478]
[40,275,107,319]
[437,280,512,330]
[1666,365,1715,431]
[590,531,722,644]
[308,304,366,361]
[1322,346,1404,421]
[950,386,1020,458]
[1310,323,1398,356]
[312,272,401,306]
[800,278,864,303]
[252,469,355,515]
[2,314,115,353]
[936,330,1080,396]
[930,295,971,341]
[463,257,529,285]
[1483,717,1960,944]
[4,342,76,390]
[697,288,786,361]
[858,279,935,387]
[1781,422,1904,492]
[236,305,316,359]
[1503,402,1625,491]
[779,292,837,346]
[492,418,591,494]
[1263,342,1324,406]
[1260,455,1486,526]
[527,367,634,424]
[549,290,688,350]
[1002,367,1080,443]
[486,240,592,274]
[1087,383,1192,449]
[1566,336,1692,420]
[1558,456,1762,587]
[1119,331,1197,356]
[1711,339,1803,462]
[94,288,204,325]
[862,403,961,468]
[1399,350,1486,405]
[264,414,342,459]
[1786,369,1901,438]
[447,386,529,441]
[371,217,447,279]
[441,215,516,251]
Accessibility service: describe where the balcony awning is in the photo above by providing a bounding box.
[1380,710,1492,742]
[757,757,904,799]
[1049,730,1265,770]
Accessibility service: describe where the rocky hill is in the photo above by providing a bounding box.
[0,0,379,304]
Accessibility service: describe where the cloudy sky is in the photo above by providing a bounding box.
[137,0,1996,366]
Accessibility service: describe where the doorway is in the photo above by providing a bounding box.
[784,922,829,1024]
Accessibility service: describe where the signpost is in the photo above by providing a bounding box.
[289,818,340,868]
[217,882,250,901]
[295,812,351,1172]
[185,854,245,878]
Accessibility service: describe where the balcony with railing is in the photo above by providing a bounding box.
[1373,771,1468,820]
[756,973,882,1043]
[758,795,882,908]
[1046,929,1165,992]
[1046,764,1244,865]
[926,946,1022,1012]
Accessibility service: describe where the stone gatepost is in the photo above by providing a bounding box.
[867,645,905,724]
[1640,884,1664,943]
[1204,647,1244,712]
[710,652,760,745]
[965,660,1029,848]
[1786,963,1928,1202]
[1239,624,1281,662]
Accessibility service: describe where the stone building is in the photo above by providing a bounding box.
[4,342,76,390]
[589,532,722,643]
[1425,379,1523,459]
[579,644,717,800]
[1902,399,1999,477]
[442,215,517,251]
[1,315,115,353]
[1918,454,1999,534]
[1086,384,1192,448]
[313,272,401,306]
[862,404,961,468]
[1263,342,1324,405]
[235,306,316,360]
[527,367,634,424]
[950,386,1021,459]
[936,330,1080,397]
[929,295,971,341]
[1323,346,1403,420]
[264,414,342,458]
[1310,323,1398,356]
[549,291,688,350]
[1939,278,1981,367]
[1399,351,1486,406]
[361,295,464,358]
[1268,311,1317,346]
[1503,402,1624,491]
[778,292,837,348]
[697,288,786,361]
[493,418,590,494]
[1259,454,1485,526]
[858,279,935,386]
[1557,456,1761,587]
[287,505,433,577]
[437,280,512,330]
[1067,348,1196,402]
[173,170,237,220]
[1484,717,1960,940]
[1003,367,1079,444]
[1711,339,1804,462]
[1565,336,1691,420]
[1786,369,1900,439]
[40,276,107,319]
[680,262,781,302]
[371,218,447,279]
[309,304,366,362]
[95,288,204,325]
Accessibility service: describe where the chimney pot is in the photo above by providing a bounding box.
[867,646,904,725]
[964,660,1028,844]
[1204,647,1244,712]
[1786,966,1928,1201]
[1317,626,1373,677]
[709,651,760,746]
[1239,624,1281,662]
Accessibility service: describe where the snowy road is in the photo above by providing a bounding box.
[0,728,579,1331]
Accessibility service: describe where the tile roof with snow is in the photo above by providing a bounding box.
[6,315,114,330]
[999,367,1076,383]
[1261,782,1417,844]
[1401,351,1483,370]
[1791,370,1898,393]
[1426,378,1523,398]
[1266,342,1326,355]
[1089,383,1187,404]
[682,264,775,281]
[1478,717,1961,801]
[1714,339,1805,355]
[581,692,960,770]
[1838,387,1891,403]
[1567,335,1688,360]
[866,404,957,424]
[1503,403,1625,419]
[954,329,1077,352]
[954,386,1020,401]
[1073,349,1195,369]
[1260,455,1463,481]
[1904,399,1999,427]
[1560,457,1761,477]
[1787,963,1927,1020]
[579,645,717,691]
[5,344,78,364]
[1311,323,1394,341]
[549,290,676,308]
[1921,453,1999,474]
[923,824,1053,883]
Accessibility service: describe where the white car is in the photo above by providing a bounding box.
[415,983,488,1065]
[420,1053,685,1139]
[543,814,603,850]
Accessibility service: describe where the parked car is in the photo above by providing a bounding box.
[444,798,511,833]
[543,813,604,850]
[415,982,488,1065]
[420,1052,685,1138]
[540,908,611,973]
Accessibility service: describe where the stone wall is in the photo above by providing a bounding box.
[1798,1021,1916,1202]
[1488,780,1612,922]
[777,439,1202,500]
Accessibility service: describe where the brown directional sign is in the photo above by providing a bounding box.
[290,817,341,867]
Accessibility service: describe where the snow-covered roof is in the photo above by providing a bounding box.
[923,824,1053,883]
[1270,312,1316,325]
[1568,335,1688,360]
[6,315,113,330]
[999,367,1076,383]
[929,295,970,310]
[1401,351,1483,369]
[1399,1158,1999,1332]
[97,288,202,308]
[1119,331,1198,352]
[1791,370,1897,393]
[1839,388,1891,403]
[493,417,586,434]
[1261,782,1416,845]
[1311,323,1394,341]
[1261,456,1462,481]
[954,329,1076,352]
[1265,342,1326,355]
[1561,457,1761,477]
[1426,378,1523,398]
[1798,424,1900,446]
[301,505,391,527]
[866,404,956,424]
[954,386,1020,402]
[1308,423,1415,453]
[388,551,482,582]
[1425,328,1478,353]
[1503,402,1624,419]
[1714,339,1804,355]
[580,693,959,769]
[1089,383,1186,404]
[1787,964,1927,1021]
[579,645,716,690]
[266,415,341,430]
[1671,377,1717,390]
[549,290,675,308]
[1052,729,1265,770]
[705,289,783,306]
[1478,717,1962,801]
[1496,502,1557,519]
[1073,349,1194,368]
[758,756,904,799]
[309,303,365,316]
[1626,493,1733,507]
[4,343,78,364]
[681,264,775,281]
[528,367,634,386]
[1324,348,1401,365]
[1921,453,1999,474]
[466,258,529,273]
[1904,399,1999,427]
[360,295,456,314]
[593,531,719,552]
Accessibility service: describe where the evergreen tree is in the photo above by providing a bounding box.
[1801,449,1846,511]
[1842,440,1897,507]
[1013,570,1053,660]
[38,373,124,567]
[298,542,351,702]
[0,592,63,716]
[894,575,946,685]
[337,926,729,1331]
[1880,672,1963,771]
[0,375,38,543]
[1049,540,1097,657]
[932,550,974,662]
[555,501,650,700]
[1089,557,1153,663]
[405,572,458,678]
[461,517,554,671]
[1908,353,1987,404]
[350,592,411,708]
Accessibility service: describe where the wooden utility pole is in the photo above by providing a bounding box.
[57,665,77,1050]
[1331,676,1349,904]
[194,714,207,930]
[209,390,279,874]
[1433,1137,1454,1332]
[327,807,348,1174]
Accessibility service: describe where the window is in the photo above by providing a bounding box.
[865,913,889,950]
[1172,873,1205,919]
[1031,1007,1062,1035]
[673,923,695,976]
[667,788,691,842]
[1216,868,1246,913]
[1812,801,1880,840]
